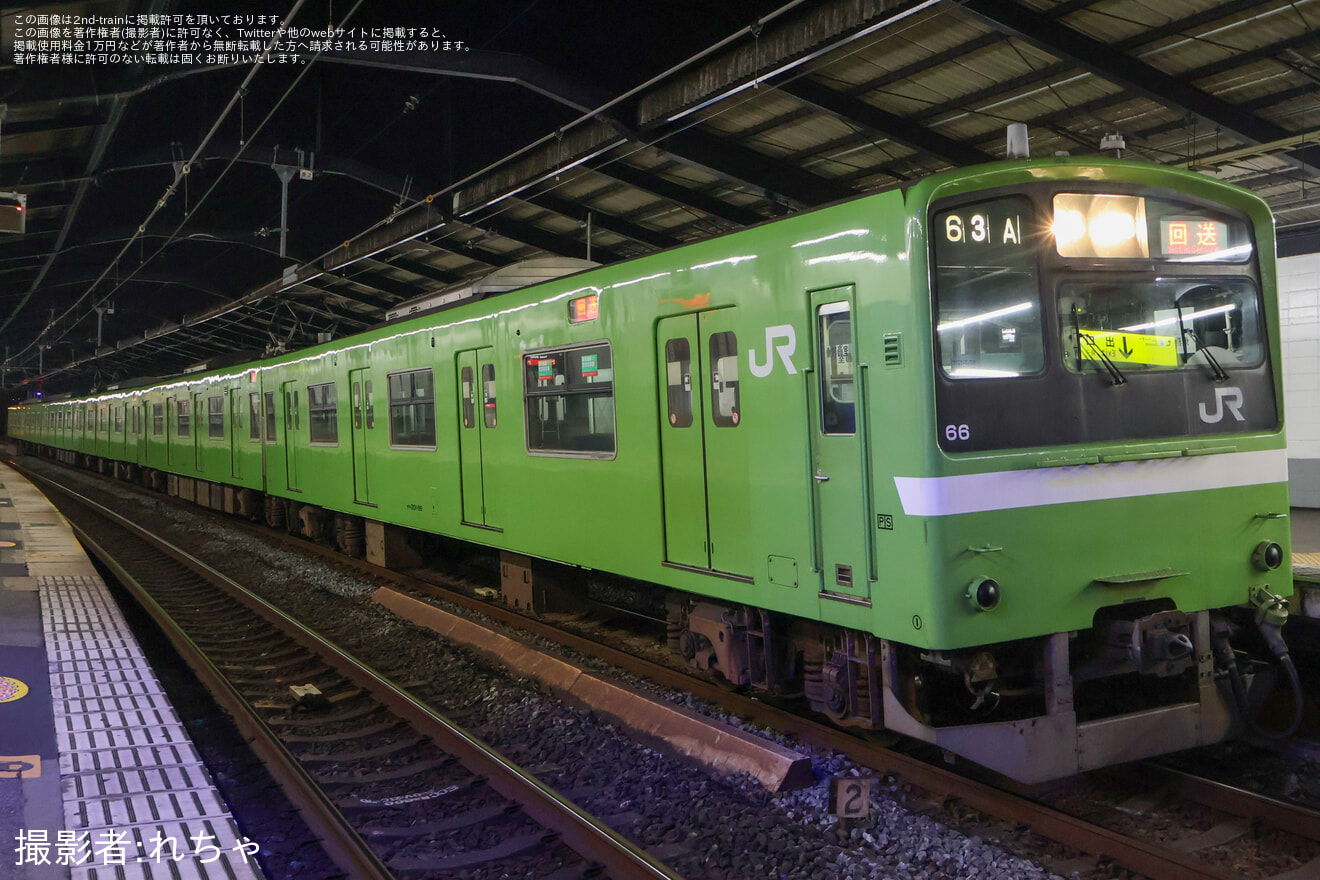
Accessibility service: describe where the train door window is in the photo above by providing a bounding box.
[307,382,338,444]
[208,395,224,438]
[99,405,108,432]
[352,382,362,429]
[131,407,140,435]
[264,391,277,442]
[249,393,261,440]
[177,399,190,437]
[114,406,124,434]
[294,391,301,430]
[461,367,476,428]
[665,338,693,428]
[365,380,374,429]
[482,364,497,428]
[388,368,435,448]
[153,404,164,436]
[817,302,856,434]
[709,332,740,427]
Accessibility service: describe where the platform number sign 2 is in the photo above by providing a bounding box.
[830,776,873,820]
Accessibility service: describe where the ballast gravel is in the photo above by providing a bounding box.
[32,459,1063,880]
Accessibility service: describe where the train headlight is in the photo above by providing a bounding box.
[965,577,1001,612]
[1053,193,1149,258]
[1252,541,1284,571]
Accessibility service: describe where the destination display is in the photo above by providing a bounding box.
[1160,218,1229,256]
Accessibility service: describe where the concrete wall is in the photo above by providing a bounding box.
[1281,252,1320,507]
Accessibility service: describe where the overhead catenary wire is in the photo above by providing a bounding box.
[2,0,321,373]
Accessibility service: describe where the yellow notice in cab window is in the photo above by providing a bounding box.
[1080,330,1179,366]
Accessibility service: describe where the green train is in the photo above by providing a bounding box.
[9,156,1299,782]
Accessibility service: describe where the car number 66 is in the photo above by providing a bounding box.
[944,424,970,441]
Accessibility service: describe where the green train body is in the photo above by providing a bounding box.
[9,157,1294,781]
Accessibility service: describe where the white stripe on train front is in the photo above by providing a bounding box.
[893,448,1288,517]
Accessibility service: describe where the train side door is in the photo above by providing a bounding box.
[229,388,243,480]
[807,288,872,600]
[136,401,147,464]
[192,392,203,472]
[349,368,374,505]
[281,380,301,491]
[456,348,498,528]
[656,309,750,578]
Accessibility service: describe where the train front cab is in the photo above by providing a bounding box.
[870,162,1293,782]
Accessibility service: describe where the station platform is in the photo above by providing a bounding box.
[0,462,262,880]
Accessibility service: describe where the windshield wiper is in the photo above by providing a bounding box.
[1183,329,1229,381]
[1078,333,1128,385]
[1072,307,1126,385]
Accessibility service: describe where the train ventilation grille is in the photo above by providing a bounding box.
[835,564,853,588]
[883,332,902,366]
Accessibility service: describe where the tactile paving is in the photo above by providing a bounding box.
[37,575,263,880]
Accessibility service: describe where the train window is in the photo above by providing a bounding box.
[664,338,693,428]
[817,302,855,434]
[482,364,497,429]
[365,380,374,429]
[352,382,362,429]
[461,367,476,429]
[264,391,277,443]
[131,407,140,435]
[709,332,740,427]
[388,368,436,449]
[294,391,301,430]
[249,393,261,440]
[1060,278,1264,375]
[177,399,190,437]
[307,382,338,444]
[523,343,615,457]
[208,396,224,439]
[153,404,164,436]
[933,195,1043,379]
[114,406,124,434]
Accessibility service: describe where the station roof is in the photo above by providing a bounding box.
[3,0,1317,395]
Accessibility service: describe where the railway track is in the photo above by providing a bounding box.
[24,466,681,880]
[17,457,1320,880]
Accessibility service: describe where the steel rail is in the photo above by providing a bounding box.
[19,464,685,880]
[19,459,1262,880]
[262,530,1251,880]
[38,490,395,880]
[1105,764,1320,844]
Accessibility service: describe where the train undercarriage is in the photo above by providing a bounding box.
[665,595,1288,782]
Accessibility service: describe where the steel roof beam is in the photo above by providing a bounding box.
[595,162,763,228]
[660,129,854,209]
[302,280,396,312]
[523,191,682,251]
[363,255,465,286]
[779,78,994,167]
[469,214,624,264]
[332,270,418,302]
[955,0,1320,173]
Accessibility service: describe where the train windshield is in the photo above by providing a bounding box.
[932,187,1277,452]
[1061,277,1265,376]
